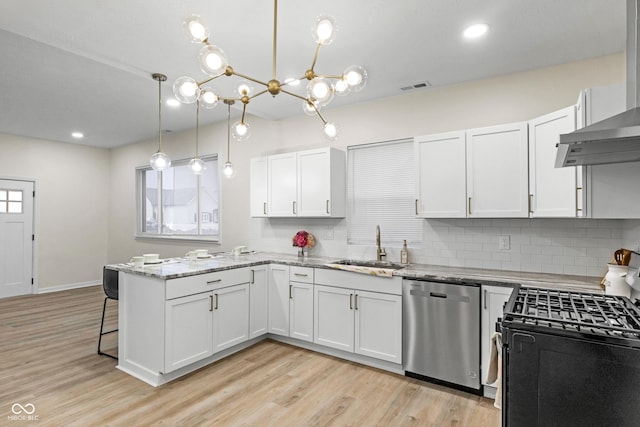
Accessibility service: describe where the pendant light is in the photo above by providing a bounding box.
[221,99,236,179]
[188,100,206,175]
[150,73,171,171]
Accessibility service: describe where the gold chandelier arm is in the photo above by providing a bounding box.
[231,70,269,88]
[309,43,322,73]
[197,74,224,86]
[273,0,278,80]
[312,73,343,80]
[240,102,247,123]
[280,76,306,87]
[249,89,270,100]
[280,88,308,102]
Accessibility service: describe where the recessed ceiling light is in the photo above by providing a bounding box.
[71,131,84,139]
[166,98,181,107]
[463,23,489,39]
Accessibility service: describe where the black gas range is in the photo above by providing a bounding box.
[501,287,640,427]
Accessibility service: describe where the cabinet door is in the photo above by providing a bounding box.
[212,283,250,353]
[165,292,213,373]
[297,148,331,217]
[267,153,297,217]
[354,290,402,363]
[250,157,268,217]
[467,122,529,217]
[529,106,578,217]
[481,285,513,388]
[268,264,290,336]
[415,131,467,218]
[289,281,314,342]
[314,285,354,352]
[249,265,268,338]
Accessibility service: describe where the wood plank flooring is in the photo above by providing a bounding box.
[0,286,500,426]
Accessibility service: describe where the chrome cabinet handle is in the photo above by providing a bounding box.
[468,197,472,215]
[354,294,358,310]
[415,199,419,216]
[349,293,353,310]
[263,202,267,215]
[209,295,214,311]
[576,187,583,212]
[294,273,308,277]
[207,279,222,285]
[292,201,297,215]
[289,284,293,300]
[214,293,219,309]
[484,289,487,310]
[326,199,330,214]
[529,194,533,214]
[250,269,255,284]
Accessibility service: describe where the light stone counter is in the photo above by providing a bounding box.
[107,251,602,293]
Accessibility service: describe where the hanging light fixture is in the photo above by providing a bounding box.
[173,0,367,142]
[221,100,236,179]
[188,100,206,175]
[150,73,171,171]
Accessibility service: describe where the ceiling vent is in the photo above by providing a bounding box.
[401,81,431,91]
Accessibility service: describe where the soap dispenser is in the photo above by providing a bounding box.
[401,240,409,264]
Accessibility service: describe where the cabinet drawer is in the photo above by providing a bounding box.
[166,268,251,300]
[290,266,314,283]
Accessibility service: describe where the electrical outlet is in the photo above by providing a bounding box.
[499,235,510,250]
[323,228,334,240]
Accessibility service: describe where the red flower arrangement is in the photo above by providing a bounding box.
[292,230,315,248]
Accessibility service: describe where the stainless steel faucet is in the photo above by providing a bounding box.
[376,225,386,261]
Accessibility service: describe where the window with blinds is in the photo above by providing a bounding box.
[347,139,423,246]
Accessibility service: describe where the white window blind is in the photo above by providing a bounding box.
[347,139,422,246]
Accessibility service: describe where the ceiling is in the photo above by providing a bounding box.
[0,0,626,149]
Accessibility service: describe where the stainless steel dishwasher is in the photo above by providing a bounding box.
[403,279,481,393]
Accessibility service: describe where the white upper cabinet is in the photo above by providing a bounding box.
[257,147,346,218]
[415,131,467,218]
[466,122,529,217]
[528,106,578,217]
[249,157,268,217]
[267,152,298,217]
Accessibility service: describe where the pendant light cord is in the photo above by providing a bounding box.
[158,77,163,152]
[195,101,200,157]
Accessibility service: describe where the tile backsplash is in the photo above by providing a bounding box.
[249,218,640,278]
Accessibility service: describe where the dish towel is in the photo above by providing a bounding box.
[485,331,503,409]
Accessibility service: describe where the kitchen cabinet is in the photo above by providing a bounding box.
[268,264,314,342]
[314,284,402,364]
[212,283,250,353]
[258,147,346,218]
[528,106,579,217]
[481,285,513,395]
[249,265,268,338]
[466,122,529,217]
[250,157,268,217]
[579,84,640,218]
[165,291,213,373]
[415,131,467,218]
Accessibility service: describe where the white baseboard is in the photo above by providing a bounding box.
[37,280,101,294]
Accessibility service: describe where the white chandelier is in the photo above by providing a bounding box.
[172,0,367,141]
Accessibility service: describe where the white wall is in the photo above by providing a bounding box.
[0,133,109,290]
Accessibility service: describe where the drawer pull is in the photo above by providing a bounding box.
[294,273,308,277]
[207,279,222,285]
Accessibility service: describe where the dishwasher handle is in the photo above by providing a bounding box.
[409,288,471,303]
[430,292,448,299]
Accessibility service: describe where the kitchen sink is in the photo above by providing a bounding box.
[323,259,406,277]
[333,259,406,270]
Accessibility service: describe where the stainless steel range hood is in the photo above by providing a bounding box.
[556,0,640,167]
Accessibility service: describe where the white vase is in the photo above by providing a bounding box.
[604,263,630,298]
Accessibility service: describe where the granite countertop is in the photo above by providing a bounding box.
[107,251,602,293]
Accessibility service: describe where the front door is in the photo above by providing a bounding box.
[0,179,34,298]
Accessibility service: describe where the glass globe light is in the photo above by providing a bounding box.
[173,76,199,104]
[188,157,206,175]
[222,161,236,179]
[150,151,171,171]
[323,122,338,141]
[231,121,251,141]
[236,81,254,97]
[343,65,368,92]
[199,88,219,109]
[198,45,228,76]
[182,14,209,43]
[334,79,350,96]
[312,15,337,45]
[307,78,334,106]
[302,99,321,116]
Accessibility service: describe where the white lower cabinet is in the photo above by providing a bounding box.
[268,264,314,342]
[314,284,402,364]
[481,285,514,393]
[165,292,214,373]
[249,265,269,338]
[212,283,250,353]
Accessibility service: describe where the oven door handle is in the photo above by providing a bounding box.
[512,332,536,353]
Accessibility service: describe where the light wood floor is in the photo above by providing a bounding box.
[0,286,500,426]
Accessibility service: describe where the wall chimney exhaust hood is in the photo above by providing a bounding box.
[556,0,640,167]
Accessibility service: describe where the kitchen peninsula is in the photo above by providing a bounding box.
[107,252,601,387]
